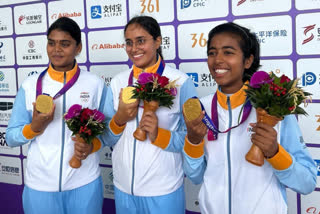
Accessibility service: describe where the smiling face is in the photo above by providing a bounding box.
[47,29,82,72]
[207,32,253,94]
[124,23,161,70]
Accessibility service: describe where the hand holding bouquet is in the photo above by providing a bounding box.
[131,73,178,141]
[64,104,106,168]
[245,71,311,166]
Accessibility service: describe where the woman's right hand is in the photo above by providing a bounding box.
[114,89,139,126]
[30,102,56,133]
[184,111,207,145]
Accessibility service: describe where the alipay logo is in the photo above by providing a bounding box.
[187,73,199,87]
[302,72,317,86]
[91,5,102,19]
[314,160,320,176]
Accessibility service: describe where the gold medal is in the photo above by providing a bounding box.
[122,86,137,104]
[183,98,202,121]
[36,95,53,114]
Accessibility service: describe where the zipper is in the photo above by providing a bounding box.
[226,96,232,214]
[130,114,139,195]
[58,72,67,192]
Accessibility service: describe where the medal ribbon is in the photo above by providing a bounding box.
[128,58,165,86]
[191,92,252,141]
[36,65,81,99]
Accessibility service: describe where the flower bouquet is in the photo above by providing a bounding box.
[64,104,106,168]
[244,71,312,166]
[131,72,178,141]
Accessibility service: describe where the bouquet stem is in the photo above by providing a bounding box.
[69,134,84,168]
[245,108,282,166]
[133,100,159,141]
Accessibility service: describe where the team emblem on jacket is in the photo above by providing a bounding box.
[80,92,90,103]
[246,125,254,138]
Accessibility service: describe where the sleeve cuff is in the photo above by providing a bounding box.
[267,144,292,170]
[22,124,42,140]
[183,136,205,158]
[151,128,171,149]
[109,116,126,135]
[91,137,102,153]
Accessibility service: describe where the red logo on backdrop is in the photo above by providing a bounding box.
[237,0,246,6]
[18,15,25,24]
[51,12,82,20]
[91,43,125,50]
[302,24,316,45]
[28,40,35,48]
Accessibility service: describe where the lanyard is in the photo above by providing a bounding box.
[36,65,80,99]
[127,59,165,86]
[198,92,252,141]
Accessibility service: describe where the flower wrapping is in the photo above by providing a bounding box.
[245,71,312,118]
[131,73,178,108]
[64,104,106,144]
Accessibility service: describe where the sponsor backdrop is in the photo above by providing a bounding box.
[0,0,319,213]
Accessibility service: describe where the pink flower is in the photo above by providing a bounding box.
[280,74,291,83]
[250,71,273,88]
[64,104,82,120]
[137,73,154,85]
[170,88,177,96]
[92,109,105,122]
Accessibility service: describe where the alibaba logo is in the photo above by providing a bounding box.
[92,44,98,50]
[18,15,25,25]
[302,24,316,45]
[237,0,246,6]
[51,14,57,19]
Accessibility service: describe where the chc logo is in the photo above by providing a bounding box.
[187,73,199,87]
[302,24,316,45]
[91,6,102,19]
[302,72,317,86]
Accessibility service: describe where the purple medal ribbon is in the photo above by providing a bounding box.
[193,92,252,141]
[36,65,81,99]
[127,59,165,86]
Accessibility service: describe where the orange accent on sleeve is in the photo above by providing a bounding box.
[22,124,42,140]
[109,116,126,135]
[91,138,102,153]
[183,136,204,158]
[267,144,292,170]
[151,128,171,149]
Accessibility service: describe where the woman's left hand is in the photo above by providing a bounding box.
[72,135,93,160]
[250,122,279,158]
[140,111,158,142]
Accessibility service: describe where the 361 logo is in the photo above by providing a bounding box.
[140,0,159,13]
[302,72,317,86]
[191,33,207,48]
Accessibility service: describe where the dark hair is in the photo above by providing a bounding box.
[124,15,163,59]
[47,17,81,45]
[207,22,260,82]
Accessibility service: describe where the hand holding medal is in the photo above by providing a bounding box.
[31,98,56,133]
[183,98,207,144]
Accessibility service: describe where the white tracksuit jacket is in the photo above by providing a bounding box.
[6,66,117,192]
[183,86,317,214]
[103,65,197,196]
